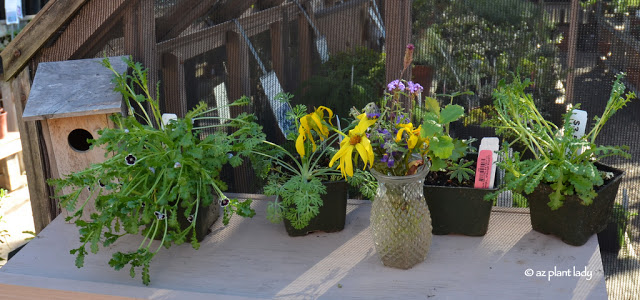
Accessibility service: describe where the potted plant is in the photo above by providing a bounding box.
[0,106,7,140]
[484,74,636,246]
[49,57,263,285]
[419,92,498,236]
[597,200,637,253]
[259,93,374,236]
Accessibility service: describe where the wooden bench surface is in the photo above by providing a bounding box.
[0,198,607,299]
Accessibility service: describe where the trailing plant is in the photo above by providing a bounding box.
[484,74,636,209]
[49,57,264,285]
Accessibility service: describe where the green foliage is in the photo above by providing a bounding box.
[48,57,264,285]
[295,47,386,120]
[448,159,475,183]
[484,74,636,209]
[420,92,477,180]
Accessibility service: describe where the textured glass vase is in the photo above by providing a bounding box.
[370,165,432,269]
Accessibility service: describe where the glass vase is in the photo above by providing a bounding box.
[370,165,432,269]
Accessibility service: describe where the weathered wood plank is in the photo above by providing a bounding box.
[255,0,285,10]
[157,3,298,60]
[208,0,257,25]
[0,0,90,81]
[10,69,53,233]
[22,57,128,122]
[161,53,188,117]
[156,0,218,42]
[0,201,608,299]
[298,8,312,85]
[35,0,128,63]
[0,283,140,300]
[270,21,285,87]
[384,0,412,107]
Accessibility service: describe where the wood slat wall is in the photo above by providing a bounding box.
[0,0,406,231]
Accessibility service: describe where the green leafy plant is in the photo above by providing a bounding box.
[49,57,264,285]
[259,93,372,229]
[484,74,636,209]
[447,159,475,183]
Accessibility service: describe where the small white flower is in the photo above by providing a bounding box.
[187,215,194,223]
[124,128,130,133]
[149,167,155,174]
[154,211,166,220]
[174,162,182,168]
[220,198,230,207]
[125,154,137,165]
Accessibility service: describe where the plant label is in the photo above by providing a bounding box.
[475,137,499,189]
[570,109,588,139]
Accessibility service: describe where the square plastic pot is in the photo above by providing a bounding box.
[284,181,348,237]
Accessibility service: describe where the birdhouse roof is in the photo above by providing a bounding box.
[22,56,128,121]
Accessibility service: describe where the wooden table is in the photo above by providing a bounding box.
[0,197,607,299]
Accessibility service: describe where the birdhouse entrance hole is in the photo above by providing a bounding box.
[68,129,93,152]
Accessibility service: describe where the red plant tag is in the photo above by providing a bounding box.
[474,150,493,189]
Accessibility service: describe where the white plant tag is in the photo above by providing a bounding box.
[569,109,588,139]
[475,137,499,189]
[161,113,177,129]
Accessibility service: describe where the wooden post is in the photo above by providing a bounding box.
[385,0,412,106]
[11,68,53,233]
[271,20,286,89]
[162,53,188,117]
[226,30,252,111]
[298,8,312,86]
[226,30,255,192]
[565,0,580,104]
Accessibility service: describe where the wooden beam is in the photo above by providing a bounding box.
[208,0,257,25]
[161,53,188,117]
[256,0,285,10]
[385,0,412,103]
[298,6,313,85]
[565,0,580,104]
[226,31,251,104]
[36,0,128,63]
[156,0,218,42]
[270,20,286,88]
[157,3,298,60]
[0,0,90,81]
[10,69,54,233]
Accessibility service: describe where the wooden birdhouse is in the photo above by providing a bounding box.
[22,56,128,217]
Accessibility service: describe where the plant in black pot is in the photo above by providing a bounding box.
[258,93,374,237]
[484,74,636,246]
[420,92,497,236]
[49,58,263,285]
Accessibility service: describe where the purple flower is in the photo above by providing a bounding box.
[396,115,409,124]
[387,155,395,168]
[149,167,156,174]
[406,81,424,94]
[220,198,230,207]
[381,153,389,163]
[387,80,405,92]
[367,112,381,119]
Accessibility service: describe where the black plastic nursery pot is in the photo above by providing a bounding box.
[528,163,624,246]
[423,184,494,236]
[597,219,627,253]
[284,181,348,237]
[152,196,220,242]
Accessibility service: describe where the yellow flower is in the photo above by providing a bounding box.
[296,106,334,157]
[329,116,376,178]
[395,123,424,151]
